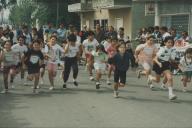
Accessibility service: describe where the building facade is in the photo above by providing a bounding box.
[68,0,132,37]
[132,0,192,38]
[69,0,192,39]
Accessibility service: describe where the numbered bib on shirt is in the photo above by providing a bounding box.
[30,56,39,64]
[186,64,192,71]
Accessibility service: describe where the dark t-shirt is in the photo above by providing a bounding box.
[25,49,44,69]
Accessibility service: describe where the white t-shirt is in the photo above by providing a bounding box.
[12,43,28,54]
[65,42,80,58]
[180,57,192,71]
[1,50,18,66]
[46,44,64,63]
[12,43,28,64]
[157,46,176,62]
[83,39,99,54]
[118,35,129,42]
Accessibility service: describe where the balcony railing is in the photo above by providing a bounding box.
[68,2,93,12]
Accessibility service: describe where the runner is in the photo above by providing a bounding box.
[92,44,107,89]
[135,35,158,89]
[11,35,28,85]
[63,34,80,88]
[45,35,64,90]
[24,40,44,93]
[148,36,177,100]
[0,40,18,93]
[178,48,192,92]
[82,31,99,81]
[106,37,118,85]
[108,42,130,98]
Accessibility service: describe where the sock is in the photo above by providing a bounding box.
[168,86,173,96]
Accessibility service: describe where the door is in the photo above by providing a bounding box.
[116,18,123,31]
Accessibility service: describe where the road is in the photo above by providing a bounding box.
[0,66,192,128]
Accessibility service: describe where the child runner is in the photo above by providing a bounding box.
[92,44,108,89]
[24,40,44,93]
[45,35,64,90]
[149,36,177,100]
[11,35,28,85]
[108,42,130,98]
[63,34,80,88]
[178,48,192,92]
[83,31,99,81]
[135,35,158,89]
[0,40,18,93]
[106,37,118,85]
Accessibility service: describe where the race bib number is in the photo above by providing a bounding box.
[30,56,39,64]
[186,65,192,71]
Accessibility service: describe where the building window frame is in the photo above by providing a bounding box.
[93,19,108,31]
[160,13,190,34]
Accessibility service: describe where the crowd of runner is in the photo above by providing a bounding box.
[0,23,192,101]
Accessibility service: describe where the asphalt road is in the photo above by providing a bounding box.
[0,66,192,128]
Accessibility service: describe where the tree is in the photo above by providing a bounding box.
[0,0,16,24]
[9,0,36,26]
[9,0,80,29]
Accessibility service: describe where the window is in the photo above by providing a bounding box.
[93,19,108,31]
[145,2,155,16]
[86,0,92,4]
[101,19,108,31]
[94,20,100,29]
[161,15,189,33]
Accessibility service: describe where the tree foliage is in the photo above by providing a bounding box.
[8,0,80,28]
[9,0,36,26]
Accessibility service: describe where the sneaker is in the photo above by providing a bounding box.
[113,91,119,98]
[11,84,15,89]
[74,81,78,86]
[137,70,142,79]
[169,94,177,100]
[33,89,39,94]
[49,86,54,90]
[96,82,100,89]
[161,84,167,90]
[182,88,187,92]
[37,85,40,89]
[63,84,67,89]
[90,76,94,81]
[1,89,8,94]
[149,84,154,89]
[107,80,111,85]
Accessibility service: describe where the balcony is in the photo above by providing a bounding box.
[68,3,93,12]
[92,0,132,9]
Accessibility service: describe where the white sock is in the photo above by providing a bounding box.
[168,86,173,96]
[73,79,76,82]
